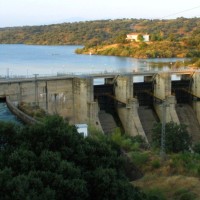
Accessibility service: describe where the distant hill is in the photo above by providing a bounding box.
[0,19,134,45]
[0,18,199,45]
[0,18,200,58]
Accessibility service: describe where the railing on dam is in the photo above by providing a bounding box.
[0,68,199,83]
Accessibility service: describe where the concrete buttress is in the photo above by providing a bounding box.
[114,75,147,139]
[154,72,179,123]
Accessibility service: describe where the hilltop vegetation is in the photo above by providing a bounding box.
[0,17,200,59]
[75,18,200,58]
[0,17,199,46]
[0,19,134,45]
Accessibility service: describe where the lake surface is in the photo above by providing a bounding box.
[0,44,185,77]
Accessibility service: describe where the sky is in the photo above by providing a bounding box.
[0,0,200,28]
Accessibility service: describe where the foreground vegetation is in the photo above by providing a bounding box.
[108,123,200,200]
[0,116,151,200]
[1,116,200,199]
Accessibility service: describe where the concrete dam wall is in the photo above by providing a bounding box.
[0,70,200,142]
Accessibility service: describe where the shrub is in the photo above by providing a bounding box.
[131,152,149,167]
[174,188,196,200]
[152,122,191,153]
[151,160,161,169]
[111,130,148,151]
[193,142,200,154]
[145,188,166,200]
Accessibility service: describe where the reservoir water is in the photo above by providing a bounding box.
[0,44,185,123]
[0,44,185,77]
[0,102,21,124]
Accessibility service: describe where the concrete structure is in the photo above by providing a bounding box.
[126,33,149,42]
[6,96,38,125]
[0,76,102,132]
[153,72,179,124]
[0,70,200,142]
[114,75,147,140]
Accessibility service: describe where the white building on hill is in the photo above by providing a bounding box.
[126,33,149,42]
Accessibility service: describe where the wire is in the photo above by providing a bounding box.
[161,5,200,19]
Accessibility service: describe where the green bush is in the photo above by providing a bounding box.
[131,152,149,167]
[193,142,200,154]
[145,188,166,200]
[152,122,191,153]
[111,130,148,151]
[174,188,196,200]
[151,160,161,169]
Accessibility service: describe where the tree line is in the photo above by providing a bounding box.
[0,17,199,47]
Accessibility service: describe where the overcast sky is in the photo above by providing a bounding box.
[0,0,200,27]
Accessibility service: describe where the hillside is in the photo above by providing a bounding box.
[0,19,134,45]
[76,41,188,58]
[75,18,200,58]
[0,18,200,58]
[0,18,199,45]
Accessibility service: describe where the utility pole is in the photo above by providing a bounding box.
[160,100,166,160]
[33,74,39,106]
[6,68,9,79]
[45,81,48,112]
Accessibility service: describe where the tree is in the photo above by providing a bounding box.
[114,33,127,44]
[152,122,191,153]
[0,115,148,199]
[193,142,200,153]
[137,34,144,42]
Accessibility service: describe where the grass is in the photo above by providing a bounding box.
[130,152,200,199]
[133,175,199,200]
[90,129,200,199]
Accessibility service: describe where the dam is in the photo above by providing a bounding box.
[0,69,200,142]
